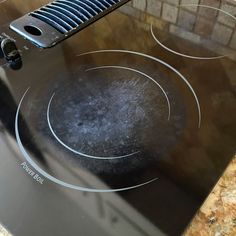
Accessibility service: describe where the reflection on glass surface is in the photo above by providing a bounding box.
[0,224,12,236]
[0,0,236,236]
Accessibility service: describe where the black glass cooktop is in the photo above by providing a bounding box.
[0,0,236,235]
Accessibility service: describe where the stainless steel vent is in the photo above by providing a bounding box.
[10,0,130,48]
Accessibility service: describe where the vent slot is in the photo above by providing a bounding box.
[70,0,97,16]
[50,2,85,24]
[29,0,122,34]
[30,12,69,33]
[56,0,91,19]
[79,0,103,14]
[41,6,78,28]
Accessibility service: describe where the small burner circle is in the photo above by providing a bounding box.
[151,4,236,60]
[47,65,170,160]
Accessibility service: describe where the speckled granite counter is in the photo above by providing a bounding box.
[185,156,236,236]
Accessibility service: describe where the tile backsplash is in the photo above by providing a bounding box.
[120,0,236,60]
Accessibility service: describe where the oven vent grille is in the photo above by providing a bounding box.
[29,0,121,34]
[10,0,130,48]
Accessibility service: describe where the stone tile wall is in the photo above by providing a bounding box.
[120,0,236,59]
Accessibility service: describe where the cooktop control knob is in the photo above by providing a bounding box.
[1,38,22,70]
[0,36,4,59]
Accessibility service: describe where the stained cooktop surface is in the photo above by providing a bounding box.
[0,1,236,236]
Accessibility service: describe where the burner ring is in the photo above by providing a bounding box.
[47,65,171,160]
[15,88,158,192]
[47,93,140,160]
[151,4,236,60]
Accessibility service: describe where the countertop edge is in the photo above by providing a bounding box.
[185,155,236,236]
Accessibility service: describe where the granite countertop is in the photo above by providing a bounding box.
[185,156,236,236]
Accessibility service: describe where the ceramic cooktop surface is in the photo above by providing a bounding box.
[0,1,235,235]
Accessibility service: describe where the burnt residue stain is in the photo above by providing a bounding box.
[26,65,186,177]
[51,70,169,157]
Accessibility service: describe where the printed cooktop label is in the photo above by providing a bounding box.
[21,162,44,185]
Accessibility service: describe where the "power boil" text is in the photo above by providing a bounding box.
[21,162,44,184]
